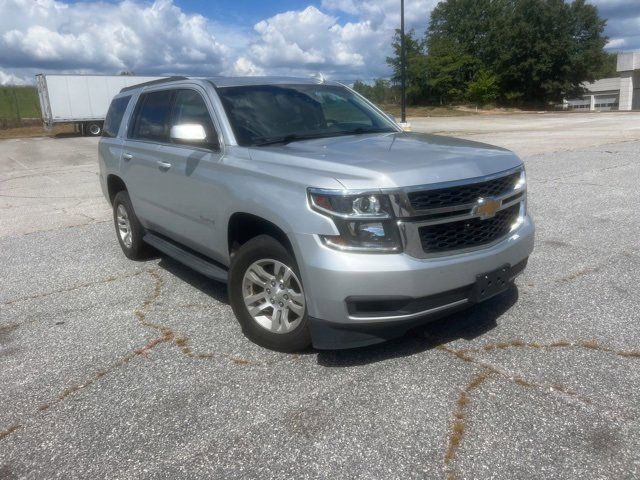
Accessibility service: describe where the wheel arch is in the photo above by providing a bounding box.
[106,174,127,205]
[227,212,295,258]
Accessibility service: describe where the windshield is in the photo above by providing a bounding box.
[216,84,397,146]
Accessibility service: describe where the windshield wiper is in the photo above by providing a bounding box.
[253,128,394,147]
[337,127,395,135]
[254,133,332,146]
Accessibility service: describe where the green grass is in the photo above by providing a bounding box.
[0,86,41,120]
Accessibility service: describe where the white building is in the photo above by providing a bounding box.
[566,52,640,111]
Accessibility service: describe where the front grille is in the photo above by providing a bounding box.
[418,204,520,254]
[408,171,521,211]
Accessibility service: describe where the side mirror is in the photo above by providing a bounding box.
[170,123,218,150]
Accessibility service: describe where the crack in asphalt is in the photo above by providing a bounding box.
[454,339,640,359]
[0,424,21,440]
[552,249,639,284]
[36,333,173,415]
[443,369,495,480]
[0,167,94,184]
[438,340,640,480]
[134,270,272,366]
[0,193,103,200]
[0,269,148,307]
[0,269,174,442]
[549,162,635,181]
[0,267,299,443]
[16,219,110,238]
[3,267,639,474]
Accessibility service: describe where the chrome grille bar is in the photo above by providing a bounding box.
[391,166,526,258]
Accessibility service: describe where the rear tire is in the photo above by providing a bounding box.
[86,122,102,136]
[112,191,152,260]
[228,235,311,352]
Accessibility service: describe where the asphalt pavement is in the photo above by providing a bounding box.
[1,117,639,479]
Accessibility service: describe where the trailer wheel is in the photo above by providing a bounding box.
[86,122,102,136]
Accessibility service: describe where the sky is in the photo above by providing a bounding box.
[0,0,638,85]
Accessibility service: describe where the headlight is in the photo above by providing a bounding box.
[308,189,402,253]
[514,168,526,191]
[510,167,527,231]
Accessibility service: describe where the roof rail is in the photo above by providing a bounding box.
[120,76,189,93]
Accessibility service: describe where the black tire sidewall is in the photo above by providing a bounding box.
[87,123,101,136]
[229,235,311,352]
[113,191,149,260]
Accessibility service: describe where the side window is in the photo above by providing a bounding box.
[130,90,174,142]
[102,95,131,138]
[171,89,217,141]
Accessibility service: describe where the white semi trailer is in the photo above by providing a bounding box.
[35,74,166,136]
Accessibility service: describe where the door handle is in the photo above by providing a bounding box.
[157,161,172,170]
[122,153,133,161]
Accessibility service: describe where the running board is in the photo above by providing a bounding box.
[143,233,228,283]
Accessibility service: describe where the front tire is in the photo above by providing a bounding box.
[112,191,152,260]
[228,235,311,351]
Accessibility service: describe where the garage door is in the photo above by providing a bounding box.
[593,94,619,111]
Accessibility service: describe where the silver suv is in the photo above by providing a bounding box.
[99,76,534,351]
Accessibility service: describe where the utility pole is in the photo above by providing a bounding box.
[400,0,406,123]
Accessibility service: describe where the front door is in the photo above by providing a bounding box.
[152,88,225,259]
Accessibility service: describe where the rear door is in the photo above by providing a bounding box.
[98,94,132,194]
[121,88,175,230]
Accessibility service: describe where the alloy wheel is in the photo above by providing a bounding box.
[116,204,133,248]
[242,259,306,333]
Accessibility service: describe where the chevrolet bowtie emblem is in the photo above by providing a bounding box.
[473,197,501,219]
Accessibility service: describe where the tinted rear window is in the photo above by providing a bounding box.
[102,95,131,138]
[130,90,175,142]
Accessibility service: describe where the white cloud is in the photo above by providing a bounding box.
[589,0,640,51]
[321,0,360,16]
[0,68,28,85]
[0,0,439,83]
[242,4,412,81]
[0,0,635,86]
[237,1,443,81]
[0,0,230,77]
[606,38,626,49]
[232,57,264,76]
[321,0,439,31]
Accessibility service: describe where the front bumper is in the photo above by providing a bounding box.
[293,216,534,349]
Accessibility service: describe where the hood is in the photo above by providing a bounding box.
[247,132,522,190]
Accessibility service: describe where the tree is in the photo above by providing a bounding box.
[594,52,618,79]
[352,80,371,98]
[425,37,477,104]
[467,70,499,106]
[423,0,609,105]
[386,29,430,104]
[352,79,398,104]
